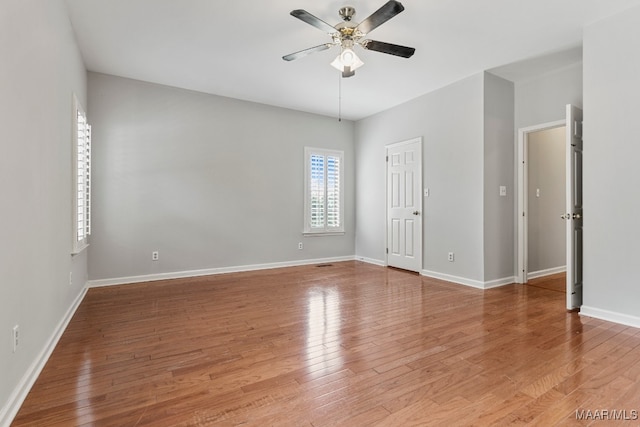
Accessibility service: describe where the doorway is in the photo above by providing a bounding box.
[526,126,567,281]
[517,119,566,285]
[517,105,584,310]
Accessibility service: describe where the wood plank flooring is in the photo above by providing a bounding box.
[12,262,640,426]
[527,273,566,293]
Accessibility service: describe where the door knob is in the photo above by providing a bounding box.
[562,213,582,220]
[413,211,420,216]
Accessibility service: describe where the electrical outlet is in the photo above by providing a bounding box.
[152,251,159,261]
[298,242,303,250]
[448,252,455,262]
[12,325,19,353]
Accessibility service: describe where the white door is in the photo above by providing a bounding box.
[565,105,583,310]
[386,138,422,272]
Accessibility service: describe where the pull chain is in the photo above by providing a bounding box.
[338,73,342,122]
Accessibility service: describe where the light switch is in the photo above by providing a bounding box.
[424,188,430,197]
[536,188,540,198]
[499,186,507,197]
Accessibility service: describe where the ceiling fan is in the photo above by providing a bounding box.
[283,0,415,78]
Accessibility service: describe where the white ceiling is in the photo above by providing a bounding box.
[64,0,640,121]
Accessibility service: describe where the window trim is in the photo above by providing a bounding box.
[72,94,91,255]
[303,147,344,236]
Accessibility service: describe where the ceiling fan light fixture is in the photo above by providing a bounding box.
[331,48,364,74]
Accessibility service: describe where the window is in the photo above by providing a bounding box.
[304,147,344,235]
[72,95,91,254]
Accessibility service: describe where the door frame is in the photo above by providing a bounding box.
[385,137,423,272]
[516,119,566,284]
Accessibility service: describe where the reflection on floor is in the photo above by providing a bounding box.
[527,272,566,293]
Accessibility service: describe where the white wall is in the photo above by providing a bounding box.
[355,74,486,283]
[582,4,640,325]
[87,73,355,282]
[0,0,87,424]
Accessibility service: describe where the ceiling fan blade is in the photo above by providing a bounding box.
[282,43,333,61]
[290,9,337,34]
[356,1,405,35]
[361,40,415,58]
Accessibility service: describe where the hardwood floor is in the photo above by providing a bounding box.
[12,262,640,426]
[527,273,566,293]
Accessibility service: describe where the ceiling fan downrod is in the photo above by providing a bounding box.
[339,6,356,22]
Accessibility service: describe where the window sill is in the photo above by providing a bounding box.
[71,243,89,256]
[303,232,345,237]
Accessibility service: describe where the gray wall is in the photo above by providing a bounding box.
[527,127,566,274]
[513,59,582,281]
[483,73,515,282]
[0,0,87,422]
[355,74,486,283]
[583,4,640,322]
[88,73,355,281]
[515,62,583,130]
[355,72,515,286]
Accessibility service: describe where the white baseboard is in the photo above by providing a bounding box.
[88,256,357,288]
[88,257,520,291]
[0,286,88,427]
[484,276,518,289]
[580,306,640,329]
[422,269,485,289]
[528,266,566,280]
[421,269,515,290]
[355,256,386,267]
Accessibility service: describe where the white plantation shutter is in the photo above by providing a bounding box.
[304,148,344,234]
[326,155,340,228]
[310,154,325,228]
[73,95,91,254]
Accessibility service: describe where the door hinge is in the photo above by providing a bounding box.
[522,211,525,217]
[574,120,583,138]
[386,155,389,162]
[386,248,389,254]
